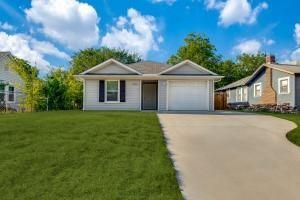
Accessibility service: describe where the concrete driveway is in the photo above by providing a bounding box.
[158,112,300,200]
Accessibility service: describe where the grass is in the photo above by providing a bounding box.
[263,112,300,147]
[0,111,182,200]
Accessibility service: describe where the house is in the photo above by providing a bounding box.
[76,59,223,111]
[0,52,23,111]
[216,55,300,108]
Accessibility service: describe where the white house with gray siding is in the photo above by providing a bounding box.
[0,52,24,110]
[217,56,300,108]
[76,59,223,111]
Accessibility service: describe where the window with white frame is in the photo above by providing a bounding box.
[236,88,242,102]
[106,80,119,102]
[8,86,15,102]
[0,83,5,103]
[226,90,231,100]
[242,87,248,102]
[278,77,290,94]
[254,83,262,97]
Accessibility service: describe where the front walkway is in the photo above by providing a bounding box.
[158,112,300,200]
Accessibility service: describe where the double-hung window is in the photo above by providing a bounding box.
[8,86,15,102]
[106,80,119,102]
[226,90,231,101]
[254,83,262,97]
[0,84,5,103]
[278,77,290,94]
[236,88,242,102]
[242,87,248,102]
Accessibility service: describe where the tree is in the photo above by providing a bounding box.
[167,33,221,72]
[9,57,43,112]
[217,60,239,88]
[69,47,142,75]
[236,53,266,78]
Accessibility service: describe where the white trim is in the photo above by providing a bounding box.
[212,81,215,111]
[75,74,223,80]
[278,76,290,94]
[157,81,160,111]
[83,80,86,110]
[6,85,15,103]
[105,80,120,103]
[236,87,241,102]
[139,80,142,110]
[166,80,169,111]
[207,80,210,111]
[80,59,142,75]
[253,82,262,97]
[159,60,218,75]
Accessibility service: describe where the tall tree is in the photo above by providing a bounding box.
[70,47,142,75]
[167,33,221,72]
[9,57,43,111]
[236,53,266,78]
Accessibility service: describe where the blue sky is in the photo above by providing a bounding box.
[0,0,299,72]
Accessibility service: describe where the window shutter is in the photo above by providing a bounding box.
[120,80,126,102]
[99,80,105,102]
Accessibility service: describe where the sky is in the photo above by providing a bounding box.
[0,0,299,73]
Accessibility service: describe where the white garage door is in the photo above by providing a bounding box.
[168,80,209,110]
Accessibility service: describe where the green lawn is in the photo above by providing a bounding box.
[265,113,300,147]
[0,111,182,200]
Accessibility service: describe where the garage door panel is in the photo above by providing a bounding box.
[168,80,208,110]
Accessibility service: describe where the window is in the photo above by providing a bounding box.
[242,87,248,102]
[8,86,15,102]
[278,77,290,94]
[226,90,231,100]
[236,88,242,102]
[0,84,4,103]
[254,83,262,97]
[106,80,119,102]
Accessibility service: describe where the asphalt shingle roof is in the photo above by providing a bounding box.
[216,76,251,91]
[127,61,171,74]
[266,63,300,74]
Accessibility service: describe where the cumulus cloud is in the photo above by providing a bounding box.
[25,0,100,50]
[295,23,300,46]
[101,8,163,58]
[151,0,176,5]
[0,21,15,31]
[205,0,268,26]
[0,32,70,72]
[291,48,300,61]
[233,39,262,54]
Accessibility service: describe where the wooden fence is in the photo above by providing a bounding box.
[214,92,227,110]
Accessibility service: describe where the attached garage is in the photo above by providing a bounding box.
[167,80,209,111]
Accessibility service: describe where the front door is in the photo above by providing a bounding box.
[142,82,157,110]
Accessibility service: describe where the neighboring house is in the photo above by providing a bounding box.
[0,52,23,110]
[76,59,223,111]
[217,55,300,108]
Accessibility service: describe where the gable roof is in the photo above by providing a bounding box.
[127,61,171,74]
[80,58,142,75]
[216,62,300,91]
[0,52,12,60]
[216,76,251,91]
[159,60,218,75]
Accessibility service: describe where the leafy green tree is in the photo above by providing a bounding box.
[9,57,43,112]
[236,53,266,78]
[167,33,221,72]
[70,47,142,75]
[217,60,239,88]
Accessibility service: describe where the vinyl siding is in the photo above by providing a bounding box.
[158,80,167,110]
[85,79,141,110]
[164,63,211,75]
[208,80,214,111]
[272,70,295,107]
[248,69,266,105]
[92,64,134,74]
[295,75,300,108]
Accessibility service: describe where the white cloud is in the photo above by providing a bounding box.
[291,48,300,61]
[25,0,100,50]
[0,32,69,72]
[263,38,275,46]
[233,39,262,54]
[151,0,176,5]
[205,0,268,26]
[0,22,15,31]
[294,23,300,46]
[101,8,163,58]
